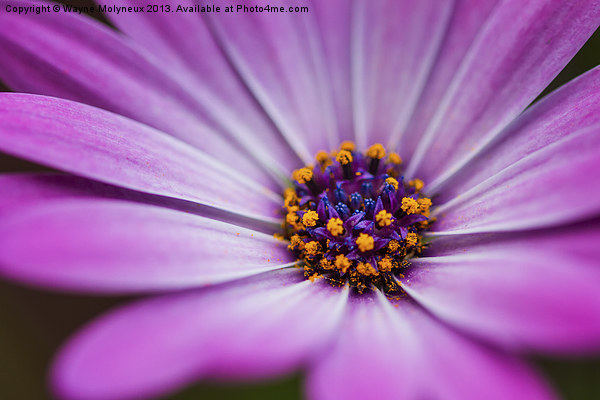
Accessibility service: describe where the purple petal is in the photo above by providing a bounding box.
[352,0,453,148]
[0,93,281,221]
[51,269,347,400]
[403,222,600,353]
[432,124,600,234]
[309,0,354,143]
[0,198,293,293]
[434,66,600,198]
[405,0,600,183]
[401,0,498,154]
[205,0,346,158]
[0,0,284,187]
[307,292,555,400]
[0,173,176,215]
[0,173,108,216]
[91,0,302,174]
[0,173,280,233]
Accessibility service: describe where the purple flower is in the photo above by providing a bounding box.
[0,0,600,399]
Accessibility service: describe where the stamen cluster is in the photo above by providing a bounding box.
[281,142,433,293]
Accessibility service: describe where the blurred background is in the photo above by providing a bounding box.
[0,2,599,399]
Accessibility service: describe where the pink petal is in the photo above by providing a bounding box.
[0,173,279,233]
[432,124,600,234]
[351,0,453,148]
[0,93,281,221]
[205,0,347,159]
[0,0,283,187]
[434,66,600,199]
[307,292,555,400]
[403,222,600,353]
[401,0,498,155]
[93,0,302,175]
[51,269,348,400]
[0,173,108,216]
[0,198,293,293]
[308,0,354,144]
[406,0,600,184]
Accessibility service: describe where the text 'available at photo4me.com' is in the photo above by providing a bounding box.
[3,2,310,15]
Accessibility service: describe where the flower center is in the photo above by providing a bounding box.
[280,142,433,294]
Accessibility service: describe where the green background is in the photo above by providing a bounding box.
[0,3,599,399]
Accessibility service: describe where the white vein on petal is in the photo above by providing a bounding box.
[387,1,455,150]
[127,35,292,186]
[404,0,503,179]
[205,15,314,165]
[302,7,340,149]
[430,125,600,230]
[350,0,368,149]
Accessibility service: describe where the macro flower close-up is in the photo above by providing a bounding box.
[1,0,600,399]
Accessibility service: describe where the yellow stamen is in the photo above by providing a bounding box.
[336,149,353,165]
[385,177,399,190]
[417,198,432,216]
[320,258,334,270]
[292,167,313,184]
[327,218,344,236]
[335,254,352,273]
[286,211,299,226]
[409,179,424,192]
[340,141,356,151]
[288,235,305,251]
[405,232,419,247]
[283,187,296,199]
[366,143,386,159]
[375,210,394,227]
[315,150,332,170]
[356,262,378,276]
[378,257,393,273]
[302,210,319,227]
[401,197,420,215]
[388,152,402,165]
[356,233,374,252]
[305,241,321,256]
[282,146,432,292]
[283,188,297,208]
[387,240,400,253]
[315,150,330,163]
